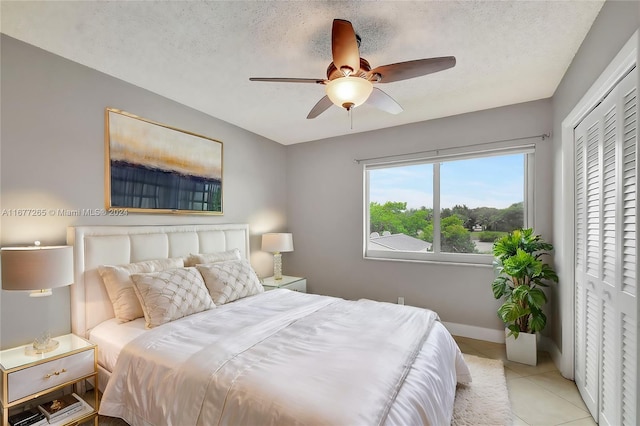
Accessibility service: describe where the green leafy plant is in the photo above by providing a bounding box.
[492,228,558,338]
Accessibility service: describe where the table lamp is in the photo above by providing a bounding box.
[261,233,293,280]
[1,243,74,354]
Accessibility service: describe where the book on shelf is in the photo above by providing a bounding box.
[43,404,85,424]
[36,393,83,421]
[8,408,45,426]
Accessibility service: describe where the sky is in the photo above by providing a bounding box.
[369,153,524,210]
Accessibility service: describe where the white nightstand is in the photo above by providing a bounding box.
[262,275,307,293]
[0,334,98,426]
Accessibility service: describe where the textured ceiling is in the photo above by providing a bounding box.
[1,1,604,145]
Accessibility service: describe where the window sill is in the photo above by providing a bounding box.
[364,251,495,268]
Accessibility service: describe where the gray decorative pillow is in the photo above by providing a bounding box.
[131,267,215,328]
[98,258,184,323]
[184,248,242,267]
[196,259,264,305]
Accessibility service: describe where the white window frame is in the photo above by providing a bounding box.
[363,144,535,265]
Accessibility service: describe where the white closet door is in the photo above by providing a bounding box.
[617,69,637,426]
[574,96,605,419]
[599,94,620,426]
[574,67,637,426]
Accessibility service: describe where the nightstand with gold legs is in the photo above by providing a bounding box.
[0,334,98,426]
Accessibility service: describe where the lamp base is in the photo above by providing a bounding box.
[25,339,59,356]
[273,252,282,280]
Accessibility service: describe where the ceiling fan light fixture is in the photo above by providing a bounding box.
[325,77,373,110]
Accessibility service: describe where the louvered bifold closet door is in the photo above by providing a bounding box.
[617,68,637,426]
[574,66,638,426]
[574,97,604,419]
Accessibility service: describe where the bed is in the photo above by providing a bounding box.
[68,224,470,426]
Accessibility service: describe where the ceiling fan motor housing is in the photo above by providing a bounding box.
[326,58,372,80]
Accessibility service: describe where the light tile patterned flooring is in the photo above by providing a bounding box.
[453,336,596,426]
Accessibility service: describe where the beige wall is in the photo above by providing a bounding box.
[0,35,288,349]
[286,99,553,333]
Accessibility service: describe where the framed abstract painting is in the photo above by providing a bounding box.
[105,108,223,214]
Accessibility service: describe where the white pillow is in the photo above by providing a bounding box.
[196,259,264,305]
[98,258,184,323]
[131,267,215,328]
[184,248,242,267]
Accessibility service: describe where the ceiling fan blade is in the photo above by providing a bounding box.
[368,56,456,83]
[307,95,334,119]
[332,19,360,75]
[366,88,403,114]
[249,77,327,84]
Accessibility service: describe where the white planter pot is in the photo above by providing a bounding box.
[505,329,537,366]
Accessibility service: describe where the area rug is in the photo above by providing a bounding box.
[452,354,512,426]
[98,353,511,425]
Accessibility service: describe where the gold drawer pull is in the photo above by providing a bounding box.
[44,368,67,379]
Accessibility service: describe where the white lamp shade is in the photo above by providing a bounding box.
[262,233,294,253]
[325,76,374,109]
[1,246,74,292]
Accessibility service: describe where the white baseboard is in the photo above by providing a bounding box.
[444,322,569,377]
[539,335,570,378]
[442,322,505,343]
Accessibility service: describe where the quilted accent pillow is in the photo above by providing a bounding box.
[184,248,242,267]
[196,259,264,305]
[98,258,184,323]
[130,267,215,328]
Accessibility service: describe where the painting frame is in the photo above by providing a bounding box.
[105,108,223,215]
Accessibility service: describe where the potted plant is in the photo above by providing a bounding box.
[491,228,558,365]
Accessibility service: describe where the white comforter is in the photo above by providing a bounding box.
[100,290,470,426]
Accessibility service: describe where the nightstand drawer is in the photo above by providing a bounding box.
[262,276,307,293]
[7,349,94,403]
[286,279,306,292]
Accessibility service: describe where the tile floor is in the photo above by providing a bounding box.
[453,336,596,426]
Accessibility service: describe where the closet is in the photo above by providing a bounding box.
[574,66,637,425]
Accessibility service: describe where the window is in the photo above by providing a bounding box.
[364,146,534,264]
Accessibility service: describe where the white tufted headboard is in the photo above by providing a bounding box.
[67,224,250,338]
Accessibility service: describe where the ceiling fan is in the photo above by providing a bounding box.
[250,19,456,119]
